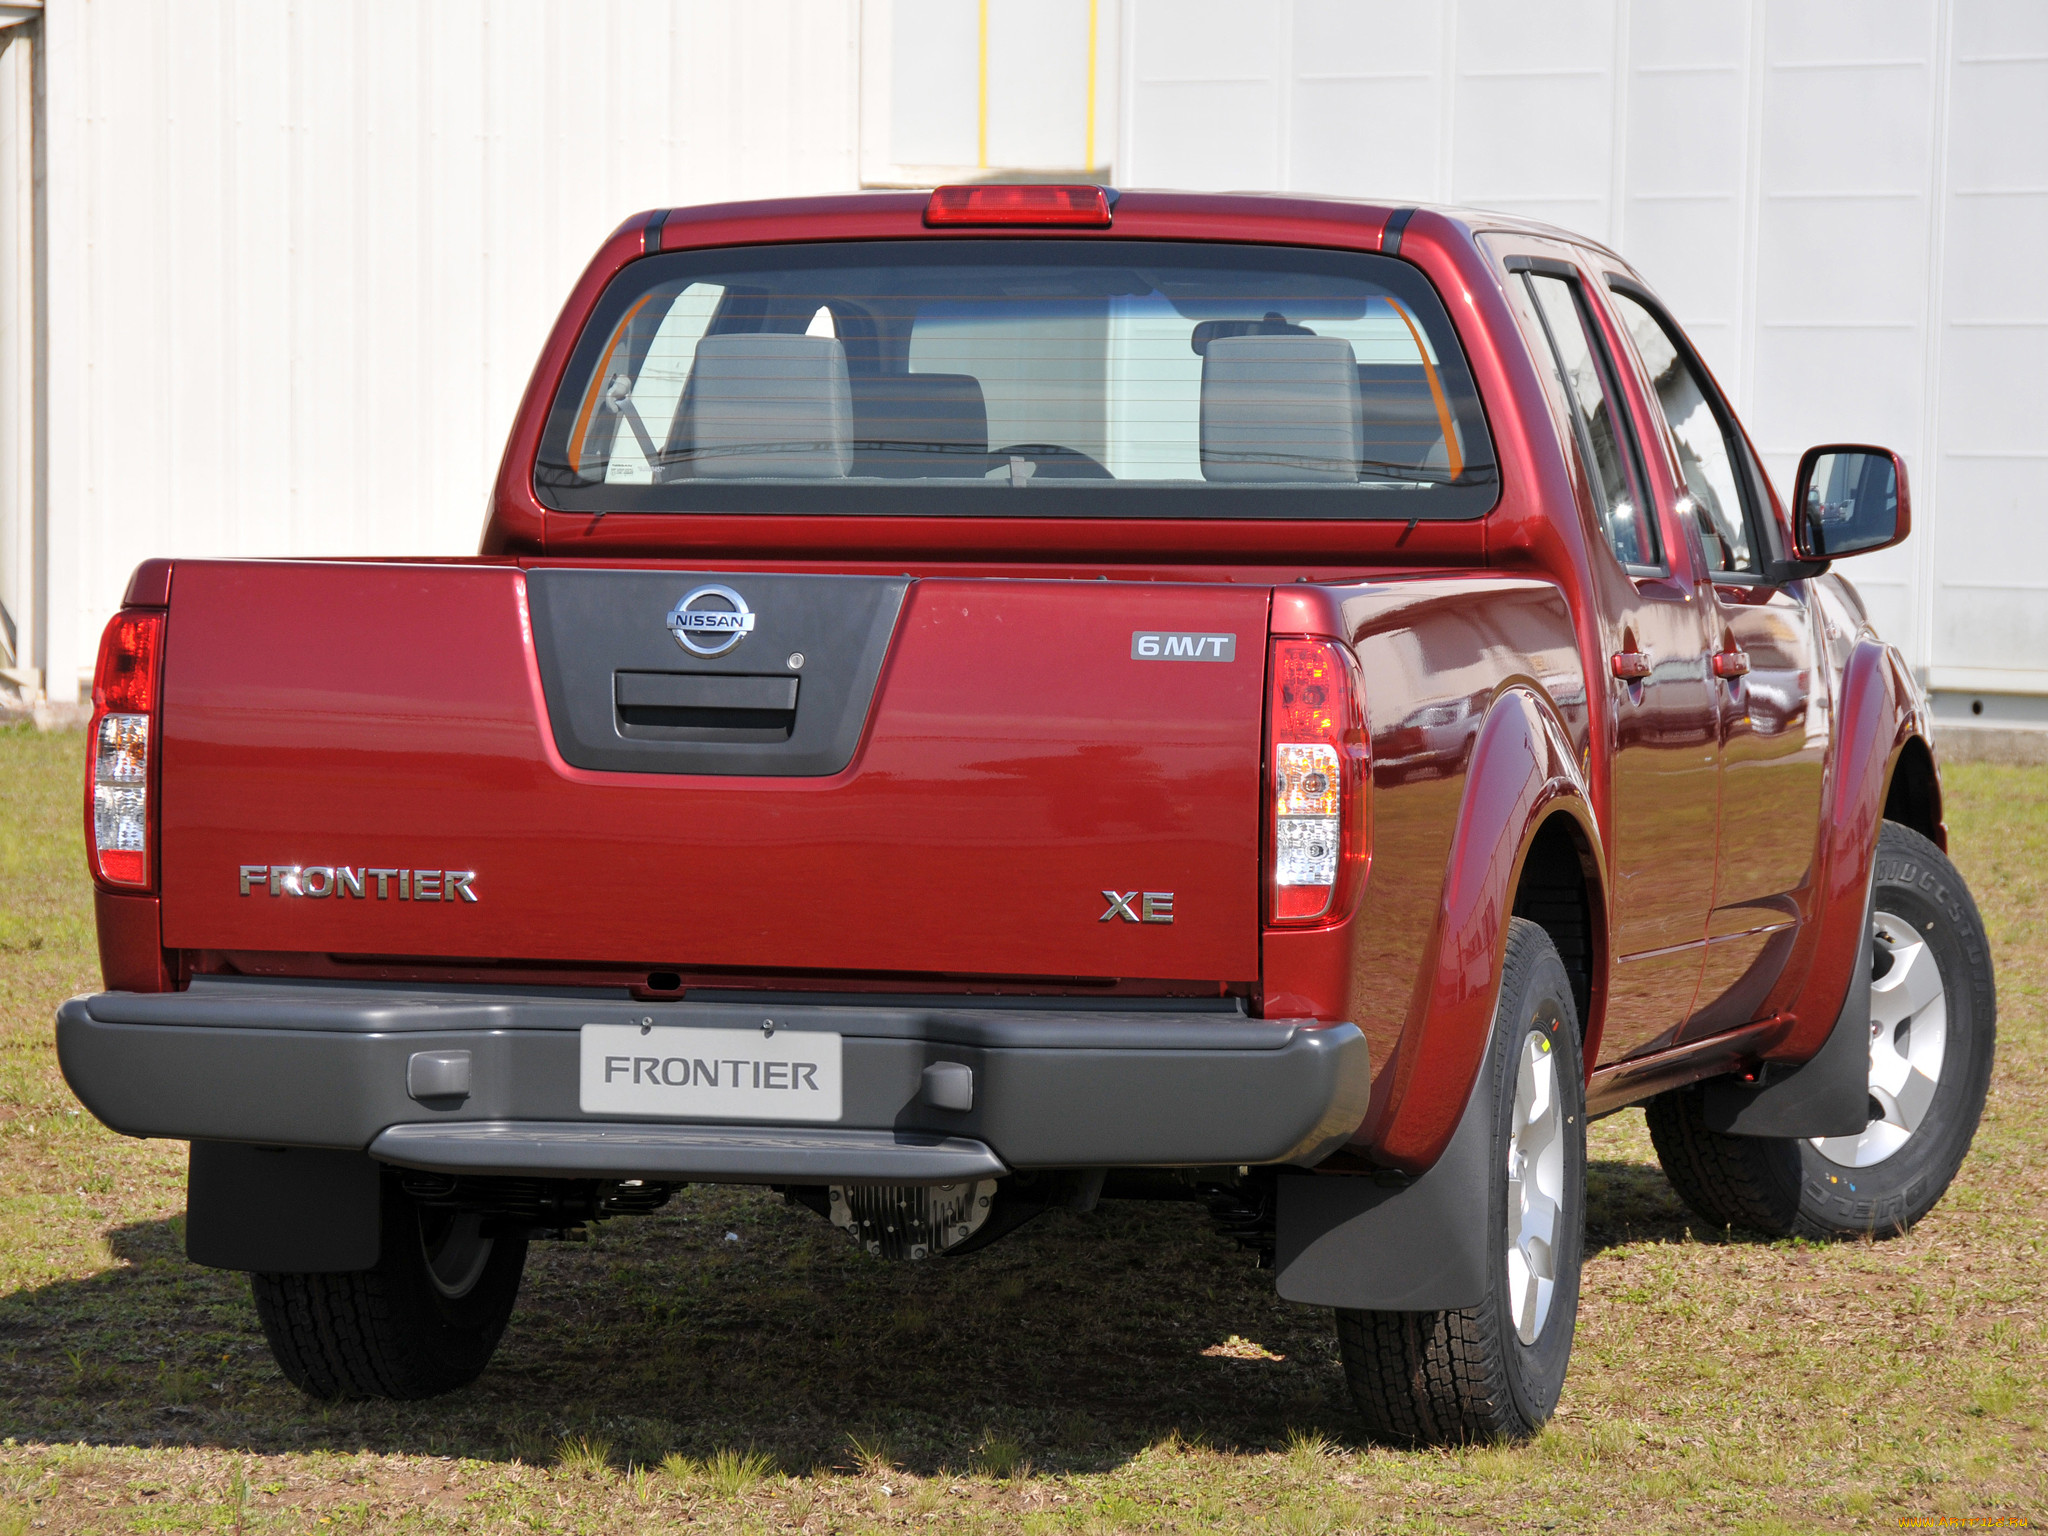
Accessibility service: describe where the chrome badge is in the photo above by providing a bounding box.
[237,865,477,902]
[667,584,756,656]
[1100,890,1175,924]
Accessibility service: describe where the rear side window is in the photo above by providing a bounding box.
[1609,288,1760,575]
[535,240,1497,520]
[1521,272,1660,572]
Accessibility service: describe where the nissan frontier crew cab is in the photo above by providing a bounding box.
[58,184,1996,1444]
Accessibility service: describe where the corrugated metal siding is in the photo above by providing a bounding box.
[1929,3,2048,695]
[27,0,2046,704]
[0,30,33,681]
[1117,0,2047,701]
[41,0,859,692]
[1738,0,1944,664]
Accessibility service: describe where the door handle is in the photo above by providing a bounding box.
[1610,651,1652,679]
[1712,650,1751,679]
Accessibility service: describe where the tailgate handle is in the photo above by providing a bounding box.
[617,672,798,711]
[615,671,799,743]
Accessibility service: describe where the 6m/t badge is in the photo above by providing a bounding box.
[1132,631,1235,662]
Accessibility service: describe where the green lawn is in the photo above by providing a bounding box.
[1,722,2042,1533]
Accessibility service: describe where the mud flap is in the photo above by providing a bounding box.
[1702,889,1875,1139]
[185,1142,382,1272]
[1272,1056,1492,1312]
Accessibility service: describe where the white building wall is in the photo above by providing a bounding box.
[1117,0,2048,709]
[1930,5,2048,700]
[0,26,35,694]
[36,0,860,697]
[17,0,2045,711]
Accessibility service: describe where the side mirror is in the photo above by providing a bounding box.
[1791,444,1911,560]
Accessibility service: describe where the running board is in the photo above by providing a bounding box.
[1582,1018,1786,1119]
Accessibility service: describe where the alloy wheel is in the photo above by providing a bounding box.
[1811,912,1948,1168]
[1506,1026,1566,1344]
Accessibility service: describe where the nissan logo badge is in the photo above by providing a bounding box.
[666,584,756,657]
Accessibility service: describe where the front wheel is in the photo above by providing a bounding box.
[252,1182,528,1400]
[1648,819,1996,1238]
[1336,917,1588,1443]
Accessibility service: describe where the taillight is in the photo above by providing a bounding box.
[1267,637,1366,923]
[924,184,1113,227]
[87,609,164,889]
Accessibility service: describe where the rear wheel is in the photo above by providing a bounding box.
[252,1182,527,1400]
[1336,918,1587,1443]
[1647,820,1995,1238]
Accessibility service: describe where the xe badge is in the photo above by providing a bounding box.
[1101,890,1175,924]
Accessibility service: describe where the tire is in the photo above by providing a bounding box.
[1336,917,1587,1444]
[1647,819,1996,1239]
[251,1180,528,1400]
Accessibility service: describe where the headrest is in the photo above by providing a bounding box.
[849,372,989,476]
[1200,334,1362,483]
[684,333,852,478]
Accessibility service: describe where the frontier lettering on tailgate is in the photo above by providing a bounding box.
[236,865,479,901]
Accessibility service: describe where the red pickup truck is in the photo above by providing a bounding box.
[58,185,1995,1445]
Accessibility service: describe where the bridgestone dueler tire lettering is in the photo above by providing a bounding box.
[251,1183,528,1401]
[1335,917,1587,1444]
[1646,820,1996,1239]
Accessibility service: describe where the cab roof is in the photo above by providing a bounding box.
[622,188,1635,281]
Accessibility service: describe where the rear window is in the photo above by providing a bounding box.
[535,240,1497,520]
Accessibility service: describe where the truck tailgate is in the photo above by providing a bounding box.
[157,561,1270,983]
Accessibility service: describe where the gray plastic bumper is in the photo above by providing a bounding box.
[57,979,1371,1183]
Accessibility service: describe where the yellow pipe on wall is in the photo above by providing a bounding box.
[1086,0,1098,172]
[977,0,989,169]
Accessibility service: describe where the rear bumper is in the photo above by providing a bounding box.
[56,980,1371,1183]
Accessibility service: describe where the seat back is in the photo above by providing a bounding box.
[1199,335,1362,482]
[849,372,989,477]
[681,333,852,478]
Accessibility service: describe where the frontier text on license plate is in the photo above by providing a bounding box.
[578,1024,843,1121]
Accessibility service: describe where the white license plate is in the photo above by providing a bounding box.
[578,1024,843,1122]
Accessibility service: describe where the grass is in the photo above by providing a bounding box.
[551,1434,613,1477]
[1,718,2044,1531]
[700,1445,776,1497]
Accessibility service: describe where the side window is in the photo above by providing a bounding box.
[1521,272,1660,571]
[1609,289,1759,574]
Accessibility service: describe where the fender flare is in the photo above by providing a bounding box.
[1366,684,1604,1171]
[1769,638,1915,1064]
[1705,640,1926,1133]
